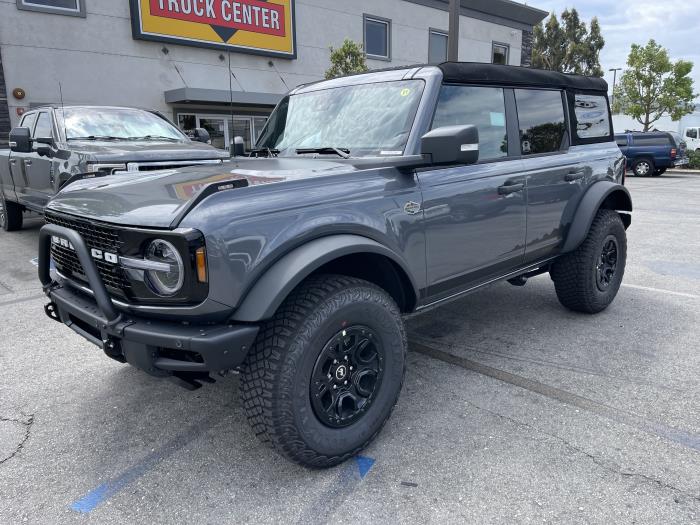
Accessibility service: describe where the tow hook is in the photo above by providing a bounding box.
[44,302,60,322]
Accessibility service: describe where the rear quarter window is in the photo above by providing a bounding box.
[631,135,671,146]
[574,94,611,140]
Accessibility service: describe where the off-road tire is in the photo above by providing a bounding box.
[0,193,23,232]
[632,158,654,177]
[550,210,626,314]
[240,274,407,468]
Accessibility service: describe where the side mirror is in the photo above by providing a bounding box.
[35,136,54,158]
[232,136,245,157]
[193,127,211,144]
[9,127,31,153]
[421,125,479,165]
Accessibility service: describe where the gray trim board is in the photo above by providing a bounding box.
[164,88,283,107]
[403,0,547,31]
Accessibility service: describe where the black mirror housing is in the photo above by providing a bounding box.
[421,125,479,165]
[193,127,211,144]
[9,127,32,153]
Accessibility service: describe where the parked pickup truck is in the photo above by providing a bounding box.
[37,63,630,467]
[615,131,689,176]
[0,105,228,231]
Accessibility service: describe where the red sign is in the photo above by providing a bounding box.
[148,0,286,37]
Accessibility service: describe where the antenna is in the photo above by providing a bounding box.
[58,81,67,142]
[228,50,234,156]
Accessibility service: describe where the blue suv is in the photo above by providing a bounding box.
[615,131,689,176]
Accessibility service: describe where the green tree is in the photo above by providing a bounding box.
[613,40,696,131]
[325,39,368,80]
[532,8,604,76]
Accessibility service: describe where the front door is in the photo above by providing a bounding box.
[25,110,55,208]
[419,84,527,302]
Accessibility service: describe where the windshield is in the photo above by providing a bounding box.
[59,108,187,141]
[256,80,425,157]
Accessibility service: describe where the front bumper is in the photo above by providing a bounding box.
[39,224,259,377]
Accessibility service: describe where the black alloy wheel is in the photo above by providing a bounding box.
[310,326,385,428]
[596,236,619,291]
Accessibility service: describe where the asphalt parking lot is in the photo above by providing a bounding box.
[1,172,699,524]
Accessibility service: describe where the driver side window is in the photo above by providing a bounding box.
[432,85,508,161]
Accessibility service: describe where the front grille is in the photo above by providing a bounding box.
[45,212,130,297]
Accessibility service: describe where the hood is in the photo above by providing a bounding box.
[46,157,355,228]
[66,139,229,162]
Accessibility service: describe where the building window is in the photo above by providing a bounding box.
[16,0,85,17]
[492,43,509,65]
[364,15,391,61]
[428,29,448,64]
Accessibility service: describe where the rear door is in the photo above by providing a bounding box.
[517,89,592,263]
[419,84,527,301]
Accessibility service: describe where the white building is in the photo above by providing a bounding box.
[0,0,547,148]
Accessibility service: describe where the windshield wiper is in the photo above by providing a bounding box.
[296,147,351,159]
[249,147,280,158]
[128,135,180,142]
[67,135,126,141]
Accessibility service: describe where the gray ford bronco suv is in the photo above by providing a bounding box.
[37,63,631,467]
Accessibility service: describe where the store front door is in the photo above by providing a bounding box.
[177,113,269,153]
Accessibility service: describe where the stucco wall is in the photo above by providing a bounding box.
[0,0,528,127]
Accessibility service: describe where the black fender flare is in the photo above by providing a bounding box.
[561,181,632,254]
[231,234,418,322]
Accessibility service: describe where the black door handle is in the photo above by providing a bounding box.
[498,182,525,195]
[565,169,585,182]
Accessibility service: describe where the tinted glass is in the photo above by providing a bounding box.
[515,89,567,155]
[433,85,508,160]
[22,0,78,9]
[686,128,698,139]
[20,113,37,131]
[632,135,671,146]
[574,94,610,139]
[33,112,52,139]
[365,18,389,58]
[492,44,508,65]
[615,135,628,147]
[429,31,448,64]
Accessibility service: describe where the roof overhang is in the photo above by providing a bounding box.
[164,88,283,107]
[404,0,548,31]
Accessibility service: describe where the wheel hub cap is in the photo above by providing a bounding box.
[596,236,619,291]
[310,326,385,428]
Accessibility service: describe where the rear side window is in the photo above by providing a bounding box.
[33,112,52,139]
[632,135,671,146]
[574,94,610,139]
[432,85,508,160]
[615,135,628,147]
[687,128,698,139]
[514,89,567,155]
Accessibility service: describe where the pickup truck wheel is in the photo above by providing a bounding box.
[632,158,653,177]
[239,274,406,468]
[0,194,23,232]
[550,210,626,314]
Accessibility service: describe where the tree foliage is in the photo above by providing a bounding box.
[532,8,604,77]
[325,39,368,80]
[613,40,696,131]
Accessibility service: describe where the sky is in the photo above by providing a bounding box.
[528,0,700,97]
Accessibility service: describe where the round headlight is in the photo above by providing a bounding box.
[145,239,184,296]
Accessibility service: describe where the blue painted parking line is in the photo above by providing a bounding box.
[69,420,211,513]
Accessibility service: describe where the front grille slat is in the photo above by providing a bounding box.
[45,212,130,297]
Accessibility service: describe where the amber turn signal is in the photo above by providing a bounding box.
[195,247,208,283]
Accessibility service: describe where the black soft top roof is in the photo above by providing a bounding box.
[438,62,608,92]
